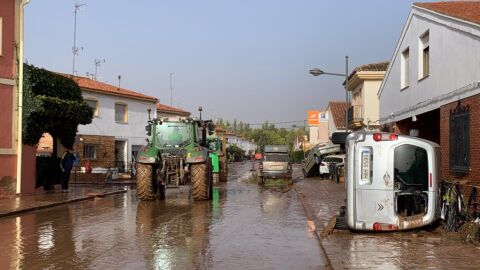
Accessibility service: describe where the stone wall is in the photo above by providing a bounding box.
[75,135,116,169]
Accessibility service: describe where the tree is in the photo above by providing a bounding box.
[22,64,94,150]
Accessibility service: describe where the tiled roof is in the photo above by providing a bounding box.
[61,74,158,102]
[347,61,389,81]
[414,1,480,25]
[353,61,389,73]
[156,103,191,116]
[328,101,348,129]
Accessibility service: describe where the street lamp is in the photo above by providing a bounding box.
[310,55,350,131]
[198,106,203,120]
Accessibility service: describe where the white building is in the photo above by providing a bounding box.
[325,101,348,139]
[70,75,158,172]
[378,2,480,187]
[156,102,191,121]
[308,110,329,146]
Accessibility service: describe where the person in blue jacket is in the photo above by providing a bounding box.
[60,148,76,193]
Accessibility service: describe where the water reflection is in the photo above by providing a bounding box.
[135,197,213,269]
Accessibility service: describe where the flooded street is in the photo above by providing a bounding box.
[0,162,327,270]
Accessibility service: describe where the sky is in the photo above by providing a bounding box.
[24,0,430,127]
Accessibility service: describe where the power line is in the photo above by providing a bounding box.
[224,120,306,126]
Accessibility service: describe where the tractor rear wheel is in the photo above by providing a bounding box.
[137,163,156,201]
[219,157,228,182]
[191,162,211,201]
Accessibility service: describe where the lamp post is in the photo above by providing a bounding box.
[198,106,203,120]
[310,55,349,131]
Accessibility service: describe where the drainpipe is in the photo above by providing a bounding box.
[15,0,30,194]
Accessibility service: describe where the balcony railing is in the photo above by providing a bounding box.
[347,105,363,128]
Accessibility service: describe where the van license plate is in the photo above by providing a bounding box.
[361,150,370,181]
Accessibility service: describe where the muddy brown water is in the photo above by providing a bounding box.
[0,162,328,270]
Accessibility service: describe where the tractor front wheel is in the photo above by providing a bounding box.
[191,162,212,201]
[136,163,156,201]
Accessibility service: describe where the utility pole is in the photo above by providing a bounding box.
[72,2,86,75]
[94,59,105,80]
[170,73,174,106]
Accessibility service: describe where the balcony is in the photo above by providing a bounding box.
[347,105,364,130]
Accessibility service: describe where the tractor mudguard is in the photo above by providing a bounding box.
[186,148,209,164]
[137,145,159,164]
[209,153,219,173]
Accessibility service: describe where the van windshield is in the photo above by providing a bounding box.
[394,145,428,191]
[265,154,289,162]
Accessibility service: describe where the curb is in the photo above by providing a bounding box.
[0,189,127,219]
[294,186,333,270]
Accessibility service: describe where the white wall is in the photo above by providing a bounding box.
[363,80,381,125]
[78,90,157,165]
[327,107,338,138]
[379,8,480,123]
[157,112,188,121]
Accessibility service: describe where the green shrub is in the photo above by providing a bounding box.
[290,150,305,164]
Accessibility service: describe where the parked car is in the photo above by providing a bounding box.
[319,154,345,177]
[342,131,441,231]
[259,145,293,183]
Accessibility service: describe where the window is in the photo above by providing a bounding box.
[450,101,470,172]
[401,48,410,89]
[83,144,96,160]
[115,103,128,123]
[394,144,428,191]
[265,154,289,162]
[419,31,429,79]
[0,17,3,55]
[84,99,99,116]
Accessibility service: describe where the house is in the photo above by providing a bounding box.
[0,0,30,194]
[68,75,158,173]
[326,101,348,139]
[308,110,329,146]
[346,62,389,130]
[378,2,480,186]
[156,102,191,121]
[226,132,238,147]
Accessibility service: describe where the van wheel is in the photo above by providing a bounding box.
[335,215,348,230]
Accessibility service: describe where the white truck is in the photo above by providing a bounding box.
[342,131,441,231]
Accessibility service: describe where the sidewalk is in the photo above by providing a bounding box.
[0,185,128,219]
[296,177,480,269]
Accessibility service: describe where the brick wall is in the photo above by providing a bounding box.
[75,135,115,168]
[440,94,480,188]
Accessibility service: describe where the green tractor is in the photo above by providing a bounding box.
[206,128,228,183]
[136,117,217,201]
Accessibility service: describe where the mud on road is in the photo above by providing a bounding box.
[296,174,480,270]
[0,161,329,270]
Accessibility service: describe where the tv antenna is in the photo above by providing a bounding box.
[170,72,174,106]
[72,2,87,75]
[117,75,122,90]
[94,59,105,80]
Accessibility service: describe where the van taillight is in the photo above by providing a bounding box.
[373,133,398,142]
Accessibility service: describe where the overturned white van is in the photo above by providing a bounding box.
[344,131,441,231]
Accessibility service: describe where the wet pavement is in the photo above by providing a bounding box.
[0,186,127,218]
[296,176,480,269]
[0,162,328,270]
[4,162,478,269]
